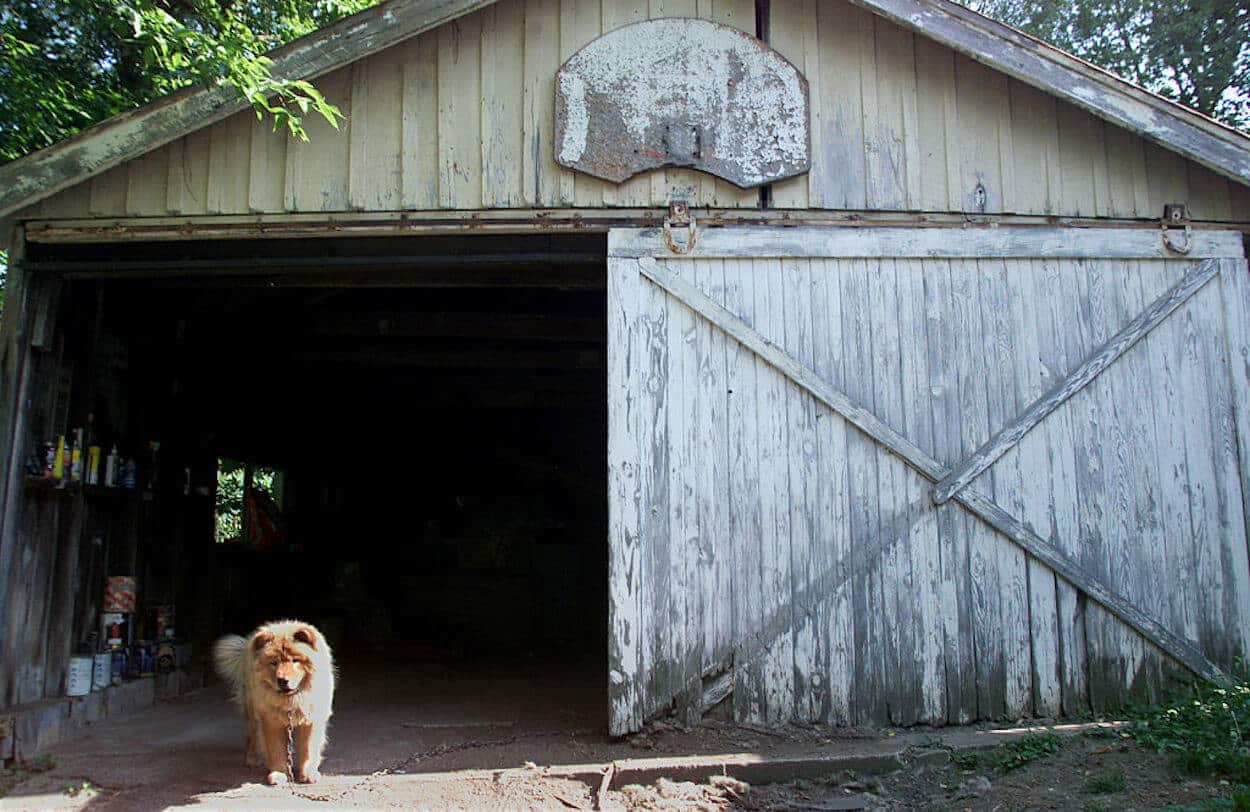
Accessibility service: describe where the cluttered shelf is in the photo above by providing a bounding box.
[23,475,154,500]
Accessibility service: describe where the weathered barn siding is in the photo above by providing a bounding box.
[30,0,1250,222]
[607,228,1250,730]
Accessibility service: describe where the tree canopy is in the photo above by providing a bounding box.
[961,0,1250,131]
[0,0,372,164]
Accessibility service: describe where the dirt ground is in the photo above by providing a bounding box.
[0,659,1236,811]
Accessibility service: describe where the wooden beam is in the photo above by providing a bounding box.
[701,668,734,712]
[637,256,1234,686]
[23,211,1250,246]
[848,0,1250,185]
[933,258,1221,504]
[0,0,501,218]
[610,226,1246,261]
[28,277,63,351]
[34,252,604,278]
[0,227,32,705]
[288,348,604,369]
[133,269,605,290]
[308,313,604,342]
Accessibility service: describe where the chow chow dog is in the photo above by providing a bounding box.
[213,620,335,785]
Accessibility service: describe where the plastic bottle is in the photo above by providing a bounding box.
[104,446,119,487]
[86,446,101,485]
[69,429,83,482]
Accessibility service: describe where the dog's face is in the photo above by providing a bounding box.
[251,626,319,695]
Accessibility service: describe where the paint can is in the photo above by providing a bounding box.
[155,642,176,674]
[153,605,175,639]
[126,644,143,679]
[111,648,128,685]
[103,576,136,613]
[66,656,93,696]
[138,642,155,677]
[101,612,128,648]
[92,652,112,690]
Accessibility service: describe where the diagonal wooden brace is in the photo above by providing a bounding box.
[933,258,1221,505]
[637,256,1233,686]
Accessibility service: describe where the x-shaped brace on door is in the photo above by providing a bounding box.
[636,256,1232,686]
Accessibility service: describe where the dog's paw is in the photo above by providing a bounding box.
[297,768,321,784]
[266,770,289,786]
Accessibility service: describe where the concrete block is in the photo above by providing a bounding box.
[0,714,14,760]
[610,752,904,790]
[911,748,952,768]
[154,671,196,698]
[105,679,155,717]
[2,670,197,757]
[69,691,106,723]
[13,699,69,757]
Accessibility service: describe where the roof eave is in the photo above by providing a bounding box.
[852,0,1250,187]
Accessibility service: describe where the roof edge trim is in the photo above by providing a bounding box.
[852,0,1250,185]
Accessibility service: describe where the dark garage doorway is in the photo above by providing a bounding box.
[27,232,610,731]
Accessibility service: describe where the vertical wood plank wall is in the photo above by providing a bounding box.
[32,0,1250,222]
[608,252,1250,728]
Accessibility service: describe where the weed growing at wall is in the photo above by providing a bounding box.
[1128,681,1250,784]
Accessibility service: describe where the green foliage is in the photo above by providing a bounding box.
[960,0,1250,131]
[117,0,371,140]
[0,1,149,162]
[951,748,983,771]
[1,0,375,162]
[993,732,1064,772]
[947,733,1065,773]
[1127,681,1250,783]
[215,457,246,542]
[215,458,276,543]
[1084,769,1127,794]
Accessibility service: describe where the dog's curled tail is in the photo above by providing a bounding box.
[212,634,249,703]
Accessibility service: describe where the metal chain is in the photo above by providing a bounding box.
[285,709,296,783]
[285,728,593,803]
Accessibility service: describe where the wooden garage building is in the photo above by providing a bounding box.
[1,0,1249,739]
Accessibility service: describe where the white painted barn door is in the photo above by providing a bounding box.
[606,225,1250,736]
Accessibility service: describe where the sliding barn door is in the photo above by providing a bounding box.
[606,225,1250,735]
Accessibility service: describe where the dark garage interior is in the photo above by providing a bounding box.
[8,232,609,723]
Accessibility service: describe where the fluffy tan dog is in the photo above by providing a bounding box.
[213,620,335,785]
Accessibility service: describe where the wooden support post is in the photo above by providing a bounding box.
[0,226,33,704]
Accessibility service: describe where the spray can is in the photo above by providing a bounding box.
[52,436,66,480]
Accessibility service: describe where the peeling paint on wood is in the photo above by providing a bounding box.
[553,19,809,188]
[606,225,1250,733]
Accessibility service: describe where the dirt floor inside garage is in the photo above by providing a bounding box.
[0,659,1240,811]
